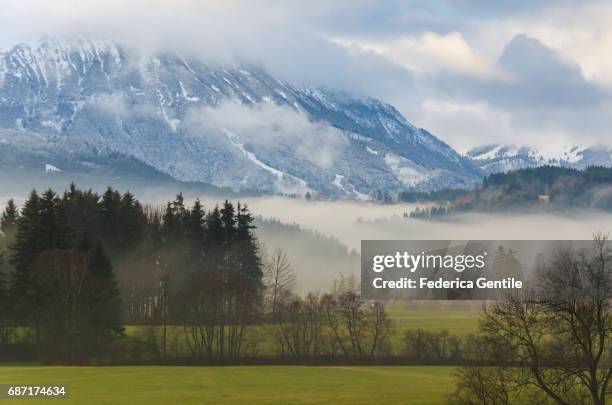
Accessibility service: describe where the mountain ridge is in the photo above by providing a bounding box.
[467,143,612,175]
[0,38,482,198]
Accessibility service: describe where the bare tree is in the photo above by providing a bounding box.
[265,249,296,317]
[450,236,612,405]
[322,292,391,360]
[273,293,324,360]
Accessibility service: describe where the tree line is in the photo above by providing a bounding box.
[0,184,396,364]
[403,165,612,218]
[0,184,264,363]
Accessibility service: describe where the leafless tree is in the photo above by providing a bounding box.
[265,249,296,317]
[273,293,324,360]
[322,292,391,360]
[450,236,612,405]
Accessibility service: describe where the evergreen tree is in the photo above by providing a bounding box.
[206,206,223,246]
[0,199,19,236]
[236,203,262,282]
[83,241,124,350]
[119,191,143,250]
[187,199,205,260]
[204,206,224,273]
[162,202,178,242]
[39,189,72,250]
[162,194,188,243]
[220,200,236,245]
[10,190,43,312]
[99,187,122,251]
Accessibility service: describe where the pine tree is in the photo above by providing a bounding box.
[220,200,236,244]
[206,206,223,246]
[162,202,178,243]
[236,203,262,282]
[10,190,42,299]
[203,206,224,273]
[0,199,19,236]
[187,199,205,260]
[84,241,124,348]
[39,189,71,250]
[99,187,122,251]
[119,191,143,250]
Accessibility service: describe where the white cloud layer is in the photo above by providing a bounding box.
[334,32,506,80]
[187,101,348,169]
[1,0,611,152]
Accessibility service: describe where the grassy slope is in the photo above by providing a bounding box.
[0,365,455,405]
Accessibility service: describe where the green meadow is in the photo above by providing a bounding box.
[123,308,481,358]
[387,308,480,336]
[0,365,456,405]
[0,310,477,404]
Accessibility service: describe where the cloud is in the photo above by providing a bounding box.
[0,0,411,100]
[1,0,612,153]
[186,101,348,169]
[335,31,505,79]
[89,93,129,118]
[475,2,612,88]
[493,34,604,109]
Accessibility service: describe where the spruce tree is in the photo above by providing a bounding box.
[0,199,19,236]
[39,189,71,250]
[162,202,178,243]
[84,241,124,351]
[220,200,236,244]
[236,203,263,283]
[206,206,223,246]
[204,206,224,273]
[10,190,42,306]
[187,199,205,260]
[119,191,143,251]
[99,187,122,251]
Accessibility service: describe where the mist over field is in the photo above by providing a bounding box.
[233,197,612,248]
[3,188,611,294]
[196,195,612,292]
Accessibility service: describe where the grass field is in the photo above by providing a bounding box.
[0,310,474,404]
[388,309,480,336]
[123,308,481,358]
[0,365,456,404]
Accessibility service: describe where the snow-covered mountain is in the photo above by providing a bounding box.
[0,39,482,198]
[0,128,232,198]
[467,144,612,175]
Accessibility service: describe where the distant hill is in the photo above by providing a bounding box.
[254,217,359,293]
[467,144,612,175]
[405,165,612,218]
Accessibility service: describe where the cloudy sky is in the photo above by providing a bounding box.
[1,0,611,152]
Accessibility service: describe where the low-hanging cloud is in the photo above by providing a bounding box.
[186,101,349,169]
[89,93,130,118]
[2,0,612,153]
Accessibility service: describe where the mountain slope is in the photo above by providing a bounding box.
[0,128,233,198]
[0,39,482,197]
[468,144,612,175]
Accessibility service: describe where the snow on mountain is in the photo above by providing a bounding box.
[468,143,612,174]
[0,39,482,198]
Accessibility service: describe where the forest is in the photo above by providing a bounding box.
[405,166,612,219]
[0,184,394,364]
[2,185,612,404]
